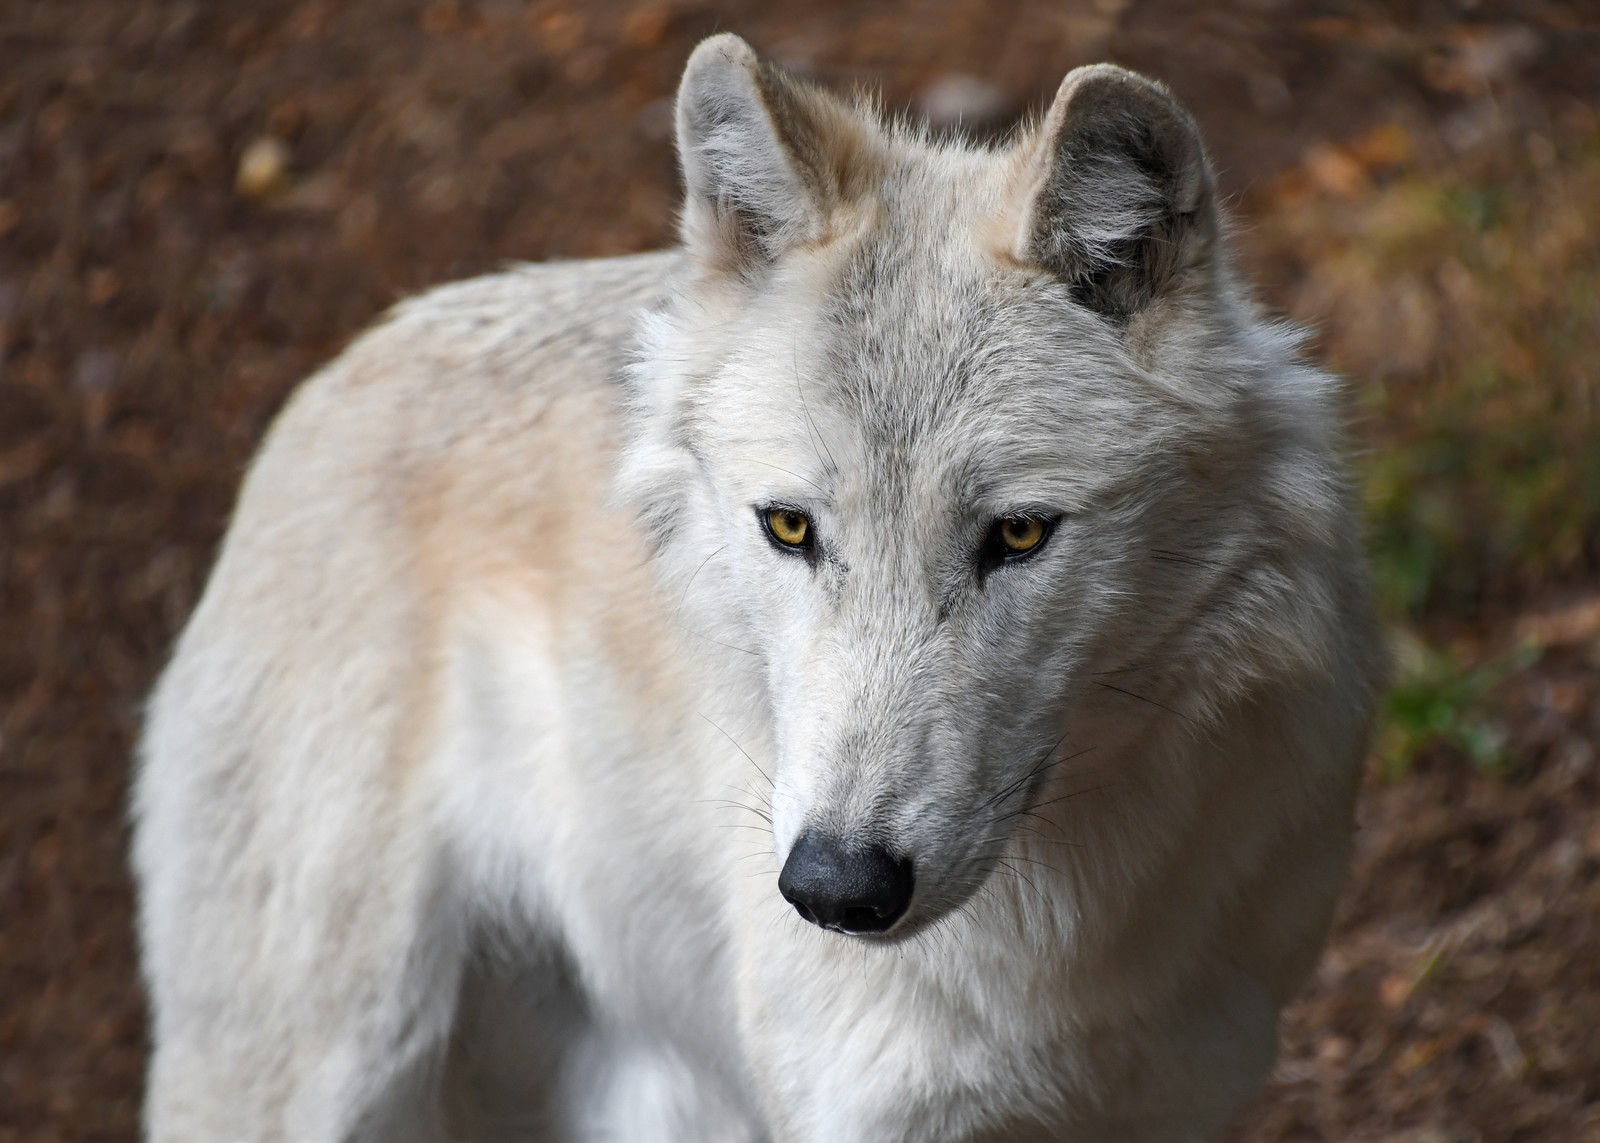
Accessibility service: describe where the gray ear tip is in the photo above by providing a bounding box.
[682,32,758,82]
[1054,62,1185,120]
[1060,62,1154,89]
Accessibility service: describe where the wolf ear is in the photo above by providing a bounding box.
[675,34,877,273]
[1016,64,1217,322]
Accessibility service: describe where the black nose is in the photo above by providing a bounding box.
[778,831,914,934]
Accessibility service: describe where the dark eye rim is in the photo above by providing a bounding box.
[758,504,817,555]
[980,512,1061,572]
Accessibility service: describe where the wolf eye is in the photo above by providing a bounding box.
[997,516,1047,554]
[762,507,813,551]
[980,514,1056,572]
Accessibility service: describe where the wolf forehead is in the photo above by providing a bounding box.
[720,270,1158,486]
[825,211,1135,414]
[669,225,1189,506]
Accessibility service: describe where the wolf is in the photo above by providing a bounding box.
[132,32,1383,1143]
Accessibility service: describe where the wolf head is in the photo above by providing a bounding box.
[617,35,1362,939]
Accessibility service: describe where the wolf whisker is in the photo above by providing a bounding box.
[734,456,828,495]
[999,782,1117,825]
[700,713,775,791]
[793,345,838,474]
[1093,680,1193,724]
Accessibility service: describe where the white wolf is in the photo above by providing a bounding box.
[133,33,1383,1143]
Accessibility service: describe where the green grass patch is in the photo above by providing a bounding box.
[1377,631,1537,780]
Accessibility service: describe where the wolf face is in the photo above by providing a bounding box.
[618,38,1355,939]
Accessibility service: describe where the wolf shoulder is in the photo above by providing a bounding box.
[221,254,673,556]
[268,249,679,464]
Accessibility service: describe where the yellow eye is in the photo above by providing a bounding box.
[764,507,812,549]
[997,515,1047,554]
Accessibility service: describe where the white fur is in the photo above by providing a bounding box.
[133,35,1383,1142]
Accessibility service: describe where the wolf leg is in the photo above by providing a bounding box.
[141,845,465,1143]
[143,872,465,1143]
[136,702,467,1143]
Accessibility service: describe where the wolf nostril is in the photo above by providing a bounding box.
[841,906,884,930]
[778,831,914,935]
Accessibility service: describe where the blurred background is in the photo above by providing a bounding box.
[1,1,1597,1139]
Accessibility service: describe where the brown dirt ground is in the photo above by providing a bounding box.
[2,2,1597,1140]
